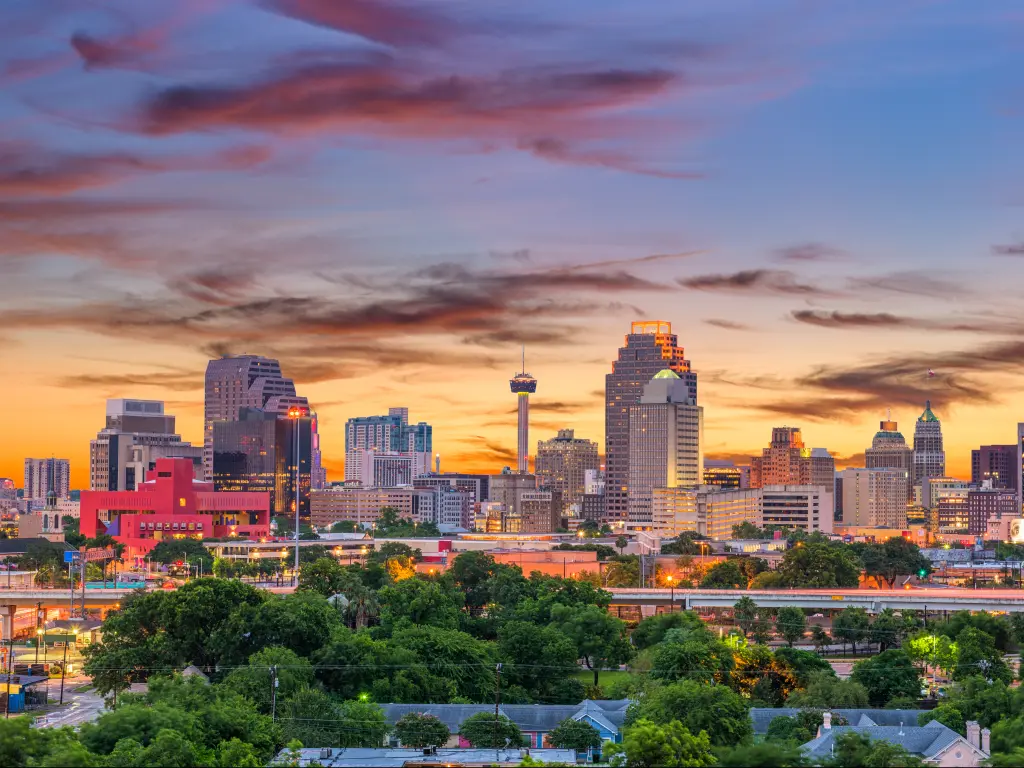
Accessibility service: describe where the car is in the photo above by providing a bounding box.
[811,613,824,618]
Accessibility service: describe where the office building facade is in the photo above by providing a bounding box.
[652,486,760,540]
[761,485,833,533]
[703,461,749,489]
[23,458,71,501]
[344,450,415,488]
[90,399,202,492]
[413,473,490,503]
[489,471,560,532]
[310,486,436,528]
[212,407,316,516]
[750,428,834,490]
[605,321,696,521]
[971,445,1018,492]
[967,489,1017,536]
[627,370,703,526]
[912,400,945,487]
[204,355,314,480]
[865,415,913,502]
[839,468,909,529]
[535,429,600,513]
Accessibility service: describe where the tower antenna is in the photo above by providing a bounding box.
[521,344,525,375]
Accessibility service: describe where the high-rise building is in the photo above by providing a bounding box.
[489,471,560,532]
[750,428,834,489]
[413,473,490,503]
[761,485,833,533]
[346,407,433,476]
[212,407,316,517]
[311,486,438,528]
[509,350,538,474]
[90,399,202,492]
[652,486,761,540]
[1018,423,1024,515]
[912,400,945,487]
[839,468,909,529]
[605,321,696,522]
[703,460,749,489]
[344,450,414,487]
[535,429,600,514]
[865,414,913,502]
[967,488,1017,536]
[627,370,703,526]
[971,445,1018,492]
[204,355,313,480]
[23,458,70,501]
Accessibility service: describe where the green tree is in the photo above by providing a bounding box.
[609,719,716,768]
[450,551,502,610]
[632,611,709,650]
[635,679,752,747]
[215,738,262,768]
[546,718,602,752]
[776,540,861,588]
[138,729,209,768]
[786,670,869,709]
[952,627,1013,683]
[832,607,871,655]
[390,625,496,701]
[63,516,86,548]
[870,608,909,651]
[830,731,923,767]
[773,648,834,686]
[933,611,1013,652]
[0,717,62,768]
[616,535,629,555]
[603,558,640,588]
[750,613,774,646]
[221,646,313,714]
[378,577,462,633]
[459,713,523,748]
[853,538,931,589]
[279,688,338,748]
[207,590,342,666]
[917,704,965,735]
[650,637,735,685]
[335,699,389,748]
[498,621,580,701]
[810,625,831,654]
[774,607,807,647]
[549,603,633,686]
[699,560,747,589]
[733,596,759,637]
[732,522,767,539]
[394,713,451,748]
[104,739,144,768]
[765,710,839,745]
[330,520,359,533]
[148,538,214,571]
[717,742,807,767]
[297,557,349,597]
[850,649,922,707]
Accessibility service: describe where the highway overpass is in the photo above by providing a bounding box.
[607,587,1024,613]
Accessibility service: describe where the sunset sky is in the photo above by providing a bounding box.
[3,0,1024,489]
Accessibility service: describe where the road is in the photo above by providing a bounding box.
[34,681,105,729]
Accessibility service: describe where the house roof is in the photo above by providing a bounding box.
[380,700,630,735]
[802,720,970,760]
[278,747,578,767]
[750,708,923,735]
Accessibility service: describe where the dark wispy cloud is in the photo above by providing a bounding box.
[0,144,270,197]
[790,310,1015,334]
[992,242,1024,256]
[774,242,845,262]
[846,270,966,299]
[518,137,702,179]
[261,0,464,48]
[704,318,751,331]
[58,371,199,392]
[679,269,831,296]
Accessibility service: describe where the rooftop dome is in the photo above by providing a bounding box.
[653,369,680,379]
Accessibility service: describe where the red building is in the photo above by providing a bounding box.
[80,458,270,561]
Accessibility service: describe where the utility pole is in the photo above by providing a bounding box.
[492,663,502,749]
[270,666,278,721]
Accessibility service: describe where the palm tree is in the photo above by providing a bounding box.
[615,535,628,556]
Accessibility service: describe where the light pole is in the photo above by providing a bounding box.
[58,627,78,705]
[35,628,42,665]
[666,575,675,612]
[287,406,304,587]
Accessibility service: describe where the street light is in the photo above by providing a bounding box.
[666,575,675,612]
[59,627,79,706]
[35,628,43,664]
[287,406,304,587]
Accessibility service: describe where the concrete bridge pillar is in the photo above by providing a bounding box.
[0,605,14,646]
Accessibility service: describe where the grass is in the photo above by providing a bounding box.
[571,669,634,690]
[73,684,93,693]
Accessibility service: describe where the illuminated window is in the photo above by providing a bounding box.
[179,498,186,507]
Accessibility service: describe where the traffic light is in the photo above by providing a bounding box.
[176,561,183,567]
[918,569,927,578]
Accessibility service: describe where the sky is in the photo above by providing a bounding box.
[2,0,1024,489]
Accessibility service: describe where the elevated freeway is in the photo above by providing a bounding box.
[607,587,1024,613]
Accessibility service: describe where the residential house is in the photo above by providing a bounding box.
[273,747,578,767]
[380,700,629,749]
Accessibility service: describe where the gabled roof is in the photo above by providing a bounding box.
[802,721,971,760]
[750,708,922,735]
[379,700,631,734]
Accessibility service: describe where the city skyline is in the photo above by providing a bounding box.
[3,1,1024,486]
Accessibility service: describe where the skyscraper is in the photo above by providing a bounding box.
[535,429,600,513]
[912,400,945,487]
[840,468,908,529]
[509,350,537,474]
[90,399,202,491]
[971,445,1018,492]
[204,355,311,480]
[605,321,696,521]
[23,458,70,501]
[212,407,315,516]
[346,407,433,476]
[750,428,834,489]
[627,370,704,526]
[865,413,913,501]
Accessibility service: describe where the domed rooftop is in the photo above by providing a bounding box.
[653,369,680,379]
